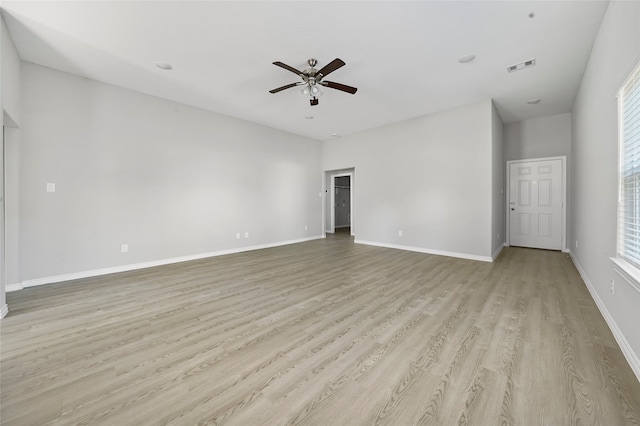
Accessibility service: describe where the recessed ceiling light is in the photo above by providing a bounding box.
[305,116,314,120]
[331,133,339,138]
[458,54,476,64]
[155,62,172,70]
[528,12,535,18]
[527,98,542,104]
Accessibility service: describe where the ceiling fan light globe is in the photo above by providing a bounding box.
[302,86,311,96]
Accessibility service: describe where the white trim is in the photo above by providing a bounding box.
[505,156,567,251]
[492,243,505,261]
[1,304,8,319]
[16,236,324,290]
[355,239,493,262]
[570,252,640,383]
[611,257,640,294]
[5,283,23,292]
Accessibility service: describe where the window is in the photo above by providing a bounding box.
[618,61,640,268]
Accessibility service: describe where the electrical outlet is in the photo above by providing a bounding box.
[576,240,579,249]
[398,230,403,237]
[244,231,249,239]
[610,279,615,294]
[497,233,500,240]
[121,244,128,253]
[304,225,308,231]
[236,233,241,239]
[46,183,56,192]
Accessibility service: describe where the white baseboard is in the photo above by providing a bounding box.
[17,236,324,290]
[5,283,24,292]
[570,251,640,383]
[1,304,8,319]
[354,239,494,262]
[492,243,505,261]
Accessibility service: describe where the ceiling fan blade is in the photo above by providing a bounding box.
[317,58,346,77]
[269,82,301,94]
[273,61,304,76]
[322,81,358,94]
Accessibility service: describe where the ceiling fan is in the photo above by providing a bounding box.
[269,58,358,106]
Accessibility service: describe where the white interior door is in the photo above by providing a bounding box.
[509,159,563,250]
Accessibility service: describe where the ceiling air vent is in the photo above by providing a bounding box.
[507,58,536,73]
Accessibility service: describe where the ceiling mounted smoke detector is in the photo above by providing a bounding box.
[507,58,536,73]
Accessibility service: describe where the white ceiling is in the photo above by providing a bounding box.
[1,1,609,141]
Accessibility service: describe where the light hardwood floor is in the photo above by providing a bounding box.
[2,236,640,425]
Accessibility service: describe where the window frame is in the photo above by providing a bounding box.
[617,59,640,273]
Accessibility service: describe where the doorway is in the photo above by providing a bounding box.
[507,157,566,250]
[325,169,354,236]
[334,176,351,235]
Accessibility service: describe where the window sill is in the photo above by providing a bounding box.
[611,257,640,294]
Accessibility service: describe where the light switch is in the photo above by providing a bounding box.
[46,183,56,192]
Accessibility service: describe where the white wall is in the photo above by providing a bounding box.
[504,113,571,162]
[18,63,322,284]
[323,100,495,261]
[491,102,505,257]
[571,0,640,379]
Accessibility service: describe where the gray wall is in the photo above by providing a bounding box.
[1,15,22,317]
[1,16,20,124]
[571,0,640,377]
[2,16,21,290]
[323,100,496,261]
[18,63,323,283]
[504,113,571,162]
[0,21,3,316]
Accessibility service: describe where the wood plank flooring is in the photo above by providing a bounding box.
[2,236,640,425]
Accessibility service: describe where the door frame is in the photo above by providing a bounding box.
[325,169,354,236]
[505,156,567,252]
